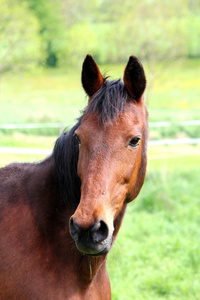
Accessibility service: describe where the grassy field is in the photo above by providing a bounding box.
[1,58,200,141]
[108,151,200,300]
[1,58,200,126]
[0,59,200,299]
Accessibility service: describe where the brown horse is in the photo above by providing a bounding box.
[0,55,148,299]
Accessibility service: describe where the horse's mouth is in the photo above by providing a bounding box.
[88,248,109,257]
[69,217,113,256]
[75,238,112,257]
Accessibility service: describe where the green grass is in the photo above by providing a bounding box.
[0,133,55,166]
[1,59,200,128]
[108,161,200,300]
[149,59,200,110]
[1,69,85,126]
[1,59,199,140]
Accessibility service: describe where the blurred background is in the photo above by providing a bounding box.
[0,0,200,299]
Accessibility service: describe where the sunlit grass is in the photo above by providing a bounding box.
[1,69,85,125]
[0,133,55,166]
[0,133,56,148]
[148,144,200,170]
[0,153,46,166]
[108,163,200,300]
[1,59,200,127]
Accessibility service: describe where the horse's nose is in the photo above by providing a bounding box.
[69,217,80,242]
[69,217,109,244]
[90,219,109,243]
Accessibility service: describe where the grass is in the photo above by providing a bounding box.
[1,59,199,140]
[108,160,200,300]
[0,69,85,126]
[0,133,55,166]
[1,59,200,126]
[107,130,200,299]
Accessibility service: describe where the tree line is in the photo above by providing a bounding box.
[0,0,200,72]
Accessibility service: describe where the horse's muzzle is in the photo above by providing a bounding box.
[69,217,112,256]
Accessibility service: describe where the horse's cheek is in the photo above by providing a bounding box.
[77,149,88,181]
[128,150,145,201]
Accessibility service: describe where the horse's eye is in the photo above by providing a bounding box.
[75,134,81,144]
[129,137,140,147]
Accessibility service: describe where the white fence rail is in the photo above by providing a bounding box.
[0,120,200,130]
[149,120,200,127]
[0,147,51,155]
[148,138,200,145]
[0,139,200,157]
[0,123,63,129]
[0,121,200,156]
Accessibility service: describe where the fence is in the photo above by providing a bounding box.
[1,120,200,130]
[0,121,200,156]
[0,122,65,135]
[149,120,200,127]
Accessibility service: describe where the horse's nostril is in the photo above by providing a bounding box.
[92,220,109,243]
[69,217,80,242]
[69,216,109,246]
[69,216,73,227]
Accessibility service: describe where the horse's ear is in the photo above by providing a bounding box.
[123,56,146,101]
[81,54,104,97]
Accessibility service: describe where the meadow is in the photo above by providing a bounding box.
[0,58,200,299]
[108,151,200,300]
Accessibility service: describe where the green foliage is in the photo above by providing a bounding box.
[24,0,67,67]
[64,22,98,67]
[1,0,200,70]
[0,0,44,72]
[183,15,200,58]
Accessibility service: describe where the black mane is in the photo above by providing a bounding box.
[53,120,81,211]
[53,78,130,210]
[86,79,129,124]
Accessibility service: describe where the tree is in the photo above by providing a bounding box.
[0,0,43,73]
[25,0,67,67]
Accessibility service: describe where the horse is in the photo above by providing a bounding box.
[0,55,148,300]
